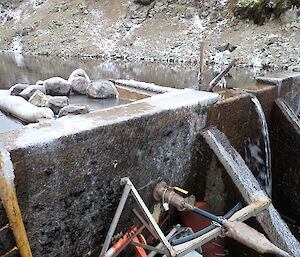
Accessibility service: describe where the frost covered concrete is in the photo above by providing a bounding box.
[0,88,218,256]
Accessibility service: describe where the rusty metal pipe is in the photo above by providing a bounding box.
[153,182,223,224]
[0,246,18,257]
[153,182,195,211]
[0,224,10,233]
[208,59,237,92]
[198,41,205,90]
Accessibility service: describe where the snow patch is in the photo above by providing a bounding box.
[11,36,23,53]
[220,0,229,6]
[0,7,22,24]
[90,9,104,18]
[124,24,142,38]
[192,14,206,31]
[114,79,179,93]
[147,89,220,110]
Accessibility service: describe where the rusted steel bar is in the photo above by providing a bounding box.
[0,246,18,257]
[132,209,158,240]
[110,225,145,257]
[121,178,175,256]
[131,241,168,255]
[0,150,33,257]
[198,42,205,90]
[208,59,237,92]
[0,224,10,233]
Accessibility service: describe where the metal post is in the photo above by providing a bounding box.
[208,59,237,92]
[122,177,176,256]
[99,182,132,256]
[198,42,205,90]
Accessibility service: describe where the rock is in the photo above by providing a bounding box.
[86,81,119,99]
[19,85,46,100]
[280,7,300,24]
[52,20,63,26]
[21,27,34,36]
[36,80,45,86]
[28,90,52,107]
[287,65,300,72]
[9,84,30,96]
[134,0,155,5]
[266,36,279,45]
[47,96,69,115]
[70,77,89,95]
[44,77,71,96]
[58,105,90,117]
[68,68,91,83]
[216,43,237,52]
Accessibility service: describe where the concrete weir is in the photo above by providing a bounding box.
[0,72,299,257]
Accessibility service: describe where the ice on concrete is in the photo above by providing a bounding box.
[0,146,15,187]
[9,88,218,148]
[147,89,219,110]
[113,79,180,93]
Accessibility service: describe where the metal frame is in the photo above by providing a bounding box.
[100,178,271,257]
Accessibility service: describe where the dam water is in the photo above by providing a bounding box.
[0,52,269,134]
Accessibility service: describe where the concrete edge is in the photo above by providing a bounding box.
[0,89,219,150]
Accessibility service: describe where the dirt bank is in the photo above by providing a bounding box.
[0,0,299,68]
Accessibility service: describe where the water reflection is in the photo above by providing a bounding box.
[0,52,273,134]
[0,52,268,91]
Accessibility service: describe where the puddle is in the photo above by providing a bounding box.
[0,111,24,133]
[69,95,131,111]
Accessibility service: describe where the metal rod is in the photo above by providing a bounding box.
[171,203,242,245]
[198,41,205,90]
[131,241,168,255]
[132,209,158,240]
[0,224,10,233]
[111,225,145,257]
[122,177,176,256]
[223,203,242,219]
[0,246,18,257]
[207,59,237,92]
[99,182,132,256]
[149,225,180,257]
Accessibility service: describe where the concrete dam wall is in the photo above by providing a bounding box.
[0,72,299,257]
